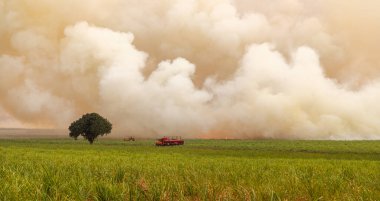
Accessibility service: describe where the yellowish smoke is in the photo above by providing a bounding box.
[1,0,380,139]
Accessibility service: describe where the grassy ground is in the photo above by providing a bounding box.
[0,138,379,200]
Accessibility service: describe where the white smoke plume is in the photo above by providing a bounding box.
[1,0,380,139]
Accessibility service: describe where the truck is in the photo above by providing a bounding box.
[155,136,184,146]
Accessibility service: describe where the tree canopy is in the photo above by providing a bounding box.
[69,113,112,144]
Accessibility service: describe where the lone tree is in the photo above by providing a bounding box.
[69,113,112,144]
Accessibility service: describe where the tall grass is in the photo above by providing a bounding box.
[0,139,379,200]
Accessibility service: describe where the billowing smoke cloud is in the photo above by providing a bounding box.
[1,0,380,139]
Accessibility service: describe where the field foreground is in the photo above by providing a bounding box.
[0,139,379,200]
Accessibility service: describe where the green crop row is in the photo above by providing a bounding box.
[0,139,379,200]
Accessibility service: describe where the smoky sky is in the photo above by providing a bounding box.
[1,0,380,139]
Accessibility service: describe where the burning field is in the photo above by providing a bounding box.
[1,1,380,200]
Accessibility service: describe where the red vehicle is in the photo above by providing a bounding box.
[155,136,184,146]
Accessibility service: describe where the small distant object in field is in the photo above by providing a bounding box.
[124,136,135,141]
[155,136,184,146]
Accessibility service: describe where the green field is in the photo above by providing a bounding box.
[0,139,379,201]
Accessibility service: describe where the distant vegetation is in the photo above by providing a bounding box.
[0,139,379,200]
[69,113,112,144]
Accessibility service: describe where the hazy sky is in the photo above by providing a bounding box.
[1,0,380,139]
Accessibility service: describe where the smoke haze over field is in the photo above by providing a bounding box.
[1,0,380,139]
